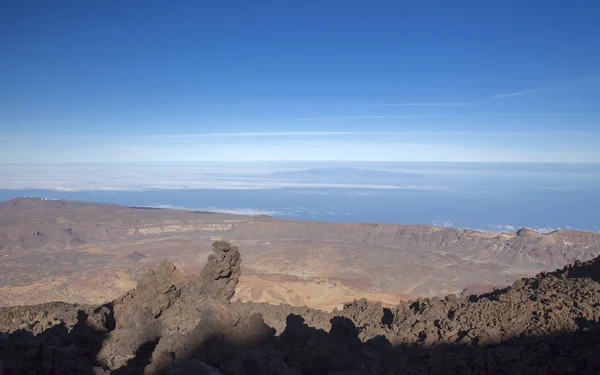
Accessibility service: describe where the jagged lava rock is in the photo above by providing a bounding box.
[200,241,242,300]
[2,241,600,374]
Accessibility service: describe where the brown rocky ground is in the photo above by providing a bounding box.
[2,197,600,311]
[1,241,600,374]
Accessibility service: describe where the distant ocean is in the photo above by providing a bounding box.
[1,162,599,233]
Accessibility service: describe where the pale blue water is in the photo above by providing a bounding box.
[1,162,599,233]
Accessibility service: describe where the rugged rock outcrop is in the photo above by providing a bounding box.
[1,241,600,374]
[96,241,258,374]
[200,241,242,300]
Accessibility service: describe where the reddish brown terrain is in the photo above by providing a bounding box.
[1,197,600,311]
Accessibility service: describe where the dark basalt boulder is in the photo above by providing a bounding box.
[200,241,242,301]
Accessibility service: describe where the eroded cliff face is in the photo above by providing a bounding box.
[1,241,600,374]
[230,220,600,269]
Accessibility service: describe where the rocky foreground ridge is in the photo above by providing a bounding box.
[1,241,600,374]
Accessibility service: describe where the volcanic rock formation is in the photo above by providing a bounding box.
[1,241,600,374]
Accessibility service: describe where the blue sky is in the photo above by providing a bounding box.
[1,1,600,162]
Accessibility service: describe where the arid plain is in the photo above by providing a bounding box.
[1,197,599,311]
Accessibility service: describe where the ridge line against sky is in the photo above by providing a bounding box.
[1,1,599,163]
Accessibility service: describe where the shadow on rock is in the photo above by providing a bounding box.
[0,304,113,375]
[3,307,600,375]
[2,241,600,374]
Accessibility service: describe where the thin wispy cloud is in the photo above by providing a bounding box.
[306,113,600,121]
[493,89,541,99]
[2,129,594,141]
[148,129,592,138]
[150,131,413,138]
[335,102,472,107]
[491,113,600,117]
[0,132,398,140]
[210,102,474,109]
